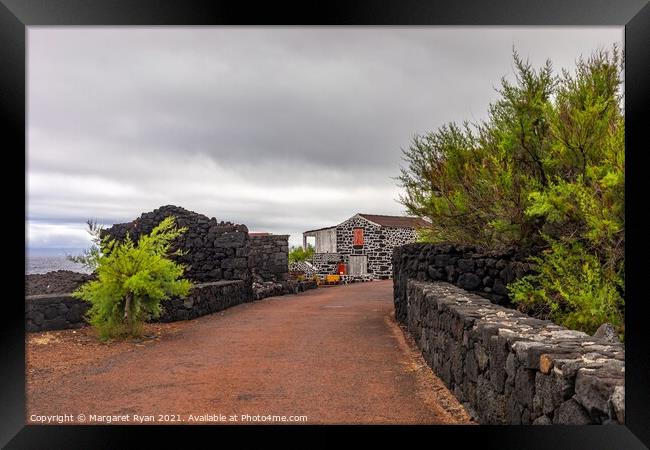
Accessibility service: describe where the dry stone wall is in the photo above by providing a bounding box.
[393,243,534,322]
[311,252,342,275]
[156,281,249,322]
[248,235,289,283]
[393,243,625,425]
[25,280,249,332]
[25,294,90,332]
[404,281,624,425]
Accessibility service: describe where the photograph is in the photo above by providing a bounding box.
[2,0,648,447]
[24,25,626,426]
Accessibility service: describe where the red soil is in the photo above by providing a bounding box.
[26,281,472,425]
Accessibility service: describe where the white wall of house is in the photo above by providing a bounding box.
[315,228,337,253]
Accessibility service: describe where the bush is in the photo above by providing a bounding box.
[289,244,315,263]
[508,240,624,337]
[72,216,193,340]
[397,46,624,339]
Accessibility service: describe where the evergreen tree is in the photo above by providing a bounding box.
[72,216,193,340]
[397,46,624,338]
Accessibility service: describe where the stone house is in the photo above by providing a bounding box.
[302,213,428,279]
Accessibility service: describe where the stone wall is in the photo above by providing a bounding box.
[103,205,251,284]
[404,280,625,425]
[25,280,250,332]
[248,235,289,283]
[288,260,317,277]
[252,279,318,300]
[25,294,90,332]
[26,206,301,332]
[311,252,342,275]
[393,243,534,322]
[103,206,293,299]
[157,281,249,322]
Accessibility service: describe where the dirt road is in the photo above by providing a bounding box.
[26,281,471,424]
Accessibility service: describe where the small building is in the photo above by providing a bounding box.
[302,213,428,280]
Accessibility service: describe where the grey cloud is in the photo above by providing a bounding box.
[27,27,622,248]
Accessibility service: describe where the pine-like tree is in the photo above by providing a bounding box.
[72,216,193,340]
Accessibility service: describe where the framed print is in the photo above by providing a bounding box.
[3,0,649,448]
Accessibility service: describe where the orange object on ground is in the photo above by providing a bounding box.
[325,274,341,284]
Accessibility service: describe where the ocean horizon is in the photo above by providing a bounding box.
[26,248,92,274]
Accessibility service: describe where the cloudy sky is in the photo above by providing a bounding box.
[27,27,622,249]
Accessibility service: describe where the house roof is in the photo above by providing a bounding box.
[303,213,428,234]
[303,225,337,234]
[358,214,429,228]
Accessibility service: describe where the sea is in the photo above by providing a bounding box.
[26,248,93,275]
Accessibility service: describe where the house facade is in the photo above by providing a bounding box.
[303,213,427,280]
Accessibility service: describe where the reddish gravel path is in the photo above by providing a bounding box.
[26,281,471,425]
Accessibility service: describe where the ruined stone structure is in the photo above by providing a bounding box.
[103,205,252,284]
[303,213,427,279]
[25,205,317,332]
[104,205,294,287]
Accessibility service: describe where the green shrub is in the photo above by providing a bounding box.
[508,240,624,338]
[289,244,315,263]
[397,46,624,339]
[72,216,192,340]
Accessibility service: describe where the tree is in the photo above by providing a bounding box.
[66,219,104,271]
[289,244,315,264]
[397,49,556,248]
[509,48,624,338]
[397,46,624,338]
[72,216,193,340]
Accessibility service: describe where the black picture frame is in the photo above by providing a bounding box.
[3,0,649,448]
